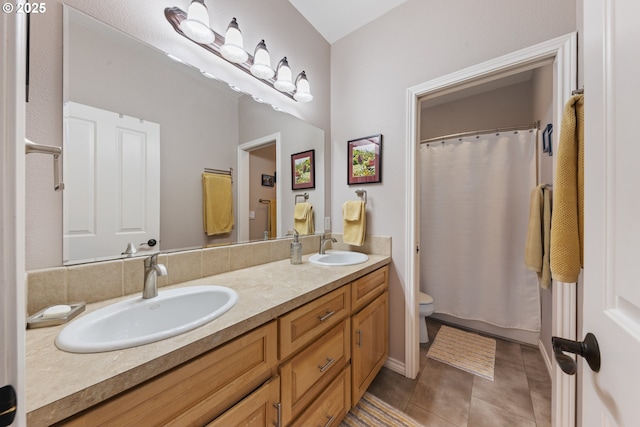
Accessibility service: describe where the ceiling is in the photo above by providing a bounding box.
[287,0,411,44]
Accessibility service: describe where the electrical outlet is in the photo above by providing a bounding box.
[324,217,331,230]
[249,210,255,220]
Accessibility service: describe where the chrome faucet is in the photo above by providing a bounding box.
[143,254,167,299]
[319,235,337,254]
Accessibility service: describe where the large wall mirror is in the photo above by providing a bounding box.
[63,6,325,265]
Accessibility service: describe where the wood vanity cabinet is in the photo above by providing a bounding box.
[57,322,277,427]
[54,265,389,427]
[279,266,389,425]
[350,266,389,405]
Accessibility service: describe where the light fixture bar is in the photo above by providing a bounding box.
[165,7,297,101]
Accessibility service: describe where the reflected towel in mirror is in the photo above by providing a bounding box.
[202,173,234,235]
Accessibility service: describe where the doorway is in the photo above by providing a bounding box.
[248,143,277,241]
[237,133,282,242]
[405,33,578,426]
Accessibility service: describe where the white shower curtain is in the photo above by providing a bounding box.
[419,131,540,332]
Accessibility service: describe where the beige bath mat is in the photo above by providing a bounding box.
[340,392,425,427]
[427,325,496,380]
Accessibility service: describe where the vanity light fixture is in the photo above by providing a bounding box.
[274,57,296,92]
[165,3,313,102]
[250,40,275,79]
[220,18,248,63]
[180,0,215,44]
[294,71,313,102]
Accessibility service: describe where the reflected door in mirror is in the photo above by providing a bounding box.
[64,102,160,263]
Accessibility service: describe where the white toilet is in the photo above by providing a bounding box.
[419,292,434,343]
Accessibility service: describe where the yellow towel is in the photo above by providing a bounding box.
[525,184,552,289]
[268,199,277,239]
[550,94,584,282]
[293,202,314,235]
[343,201,366,246]
[202,173,234,236]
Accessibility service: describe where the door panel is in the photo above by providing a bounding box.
[582,0,640,425]
[64,102,160,262]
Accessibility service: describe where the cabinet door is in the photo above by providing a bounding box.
[206,377,280,427]
[351,292,388,406]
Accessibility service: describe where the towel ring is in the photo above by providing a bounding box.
[295,193,309,204]
[355,189,367,204]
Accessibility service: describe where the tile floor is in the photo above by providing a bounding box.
[368,320,552,427]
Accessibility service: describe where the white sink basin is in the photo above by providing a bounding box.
[308,251,369,266]
[55,286,238,353]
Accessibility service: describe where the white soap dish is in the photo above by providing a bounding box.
[27,302,85,329]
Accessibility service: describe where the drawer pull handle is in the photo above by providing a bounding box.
[318,357,336,373]
[319,414,336,427]
[318,310,335,322]
[273,402,282,427]
[356,329,363,347]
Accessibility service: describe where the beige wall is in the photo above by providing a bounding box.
[331,0,576,365]
[25,0,330,269]
[420,80,533,141]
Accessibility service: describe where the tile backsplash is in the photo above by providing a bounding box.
[26,234,391,316]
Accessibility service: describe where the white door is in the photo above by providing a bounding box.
[0,8,26,426]
[64,102,160,262]
[581,1,640,425]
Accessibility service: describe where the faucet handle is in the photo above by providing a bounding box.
[145,253,160,267]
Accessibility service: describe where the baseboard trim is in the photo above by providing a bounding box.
[538,338,553,379]
[384,356,405,376]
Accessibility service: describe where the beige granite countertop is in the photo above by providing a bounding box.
[26,253,390,426]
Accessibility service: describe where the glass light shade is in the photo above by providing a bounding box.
[274,57,296,92]
[250,40,275,79]
[220,18,248,63]
[180,0,215,44]
[294,71,313,102]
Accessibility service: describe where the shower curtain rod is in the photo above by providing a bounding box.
[420,122,539,145]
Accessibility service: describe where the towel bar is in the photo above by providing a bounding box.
[25,139,64,191]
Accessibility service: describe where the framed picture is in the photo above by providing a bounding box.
[291,149,315,190]
[348,134,382,185]
[261,174,274,187]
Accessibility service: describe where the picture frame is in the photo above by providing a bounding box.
[261,174,274,187]
[348,134,382,185]
[291,149,315,190]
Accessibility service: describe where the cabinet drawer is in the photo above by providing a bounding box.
[205,377,280,427]
[58,322,277,427]
[279,286,349,359]
[351,266,388,313]
[280,319,350,425]
[289,365,351,427]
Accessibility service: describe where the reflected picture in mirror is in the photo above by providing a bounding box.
[63,6,325,265]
